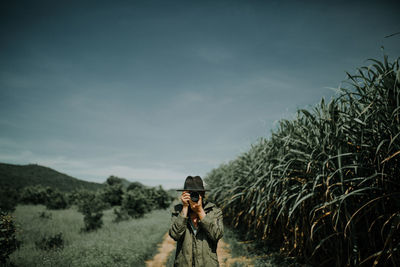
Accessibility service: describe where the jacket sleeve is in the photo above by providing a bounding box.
[199,207,224,242]
[168,205,188,241]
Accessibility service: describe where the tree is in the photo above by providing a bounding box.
[0,187,19,212]
[127,181,145,191]
[19,185,48,205]
[106,175,124,186]
[120,188,150,218]
[77,192,105,232]
[100,182,124,206]
[45,188,68,210]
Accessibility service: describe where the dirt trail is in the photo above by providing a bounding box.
[146,232,253,267]
[145,233,176,267]
[217,239,254,267]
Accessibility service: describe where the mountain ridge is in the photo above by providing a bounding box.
[0,162,104,192]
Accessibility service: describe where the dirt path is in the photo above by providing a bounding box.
[145,232,253,267]
[145,233,176,267]
[217,239,254,267]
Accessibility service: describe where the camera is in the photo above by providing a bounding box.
[190,191,199,202]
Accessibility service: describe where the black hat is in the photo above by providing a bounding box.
[176,176,209,191]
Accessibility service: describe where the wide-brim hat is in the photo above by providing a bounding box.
[176,176,209,191]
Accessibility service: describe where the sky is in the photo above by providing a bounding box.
[1,0,399,189]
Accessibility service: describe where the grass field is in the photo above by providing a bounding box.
[8,204,171,266]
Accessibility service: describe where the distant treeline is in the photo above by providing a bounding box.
[1,175,174,217]
[205,55,400,266]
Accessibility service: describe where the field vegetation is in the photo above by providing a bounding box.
[205,55,400,266]
[0,168,174,265]
[7,204,171,266]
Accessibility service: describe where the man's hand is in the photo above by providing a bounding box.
[179,191,190,218]
[189,193,206,220]
[181,191,190,207]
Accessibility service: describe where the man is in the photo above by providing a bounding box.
[169,176,224,267]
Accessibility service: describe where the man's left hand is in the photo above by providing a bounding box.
[189,193,206,220]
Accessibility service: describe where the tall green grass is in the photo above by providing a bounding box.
[9,204,171,266]
[205,55,400,266]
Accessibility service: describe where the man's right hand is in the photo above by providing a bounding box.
[180,191,190,207]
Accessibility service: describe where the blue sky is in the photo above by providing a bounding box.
[1,0,399,189]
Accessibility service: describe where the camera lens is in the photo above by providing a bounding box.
[190,191,199,202]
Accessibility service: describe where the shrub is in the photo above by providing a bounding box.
[81,213,103,232]
[77,192,105,232]
[100,183,124,206]
[113,207,130,222]
[0,187,19,212]
[66,190,78,206]
[113,184,173,222]
[19,185,68,209]
[121,188,150,218]
[35,232,64,250]
[106,175,124,186]
[127,181,145,191]
[19,185,48,205]
[69,189,97,206]
[142,187,158,207]
[154,186,173,209]
[45,188,68,210]
[0,211,21,264]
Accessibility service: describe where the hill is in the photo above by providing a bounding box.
[0,162,104,192]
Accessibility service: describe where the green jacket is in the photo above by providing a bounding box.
[169,201,224,267]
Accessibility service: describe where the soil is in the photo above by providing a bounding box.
[217,239,254,267]
[145,232,253,267]
[145,233,176,267]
